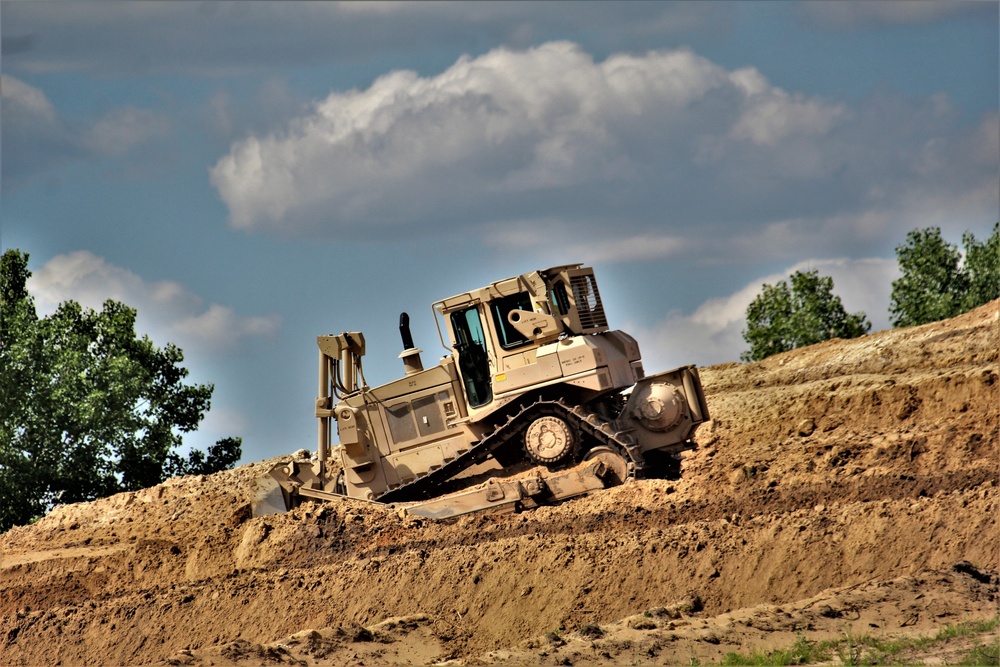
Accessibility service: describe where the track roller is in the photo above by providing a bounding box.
[583,445,630,486]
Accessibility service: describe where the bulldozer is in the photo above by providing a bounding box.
[254,264,709,519]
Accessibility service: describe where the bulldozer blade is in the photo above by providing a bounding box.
[252,472,292,516]
[401,459,609,520]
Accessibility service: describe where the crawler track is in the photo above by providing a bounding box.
[377,398,644,503]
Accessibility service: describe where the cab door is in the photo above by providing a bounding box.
[449,305,493,408]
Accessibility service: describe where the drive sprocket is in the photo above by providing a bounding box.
[524,415,576,465]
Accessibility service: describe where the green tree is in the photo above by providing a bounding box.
[889,224,1000,327]
[888,227,967,327]
[741,269,871,362]
[961,222,1000,312]
[0,249,242,532]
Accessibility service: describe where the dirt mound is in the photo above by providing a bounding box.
[2,301,997,666]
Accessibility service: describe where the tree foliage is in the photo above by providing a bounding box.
[0,249,241,532]
[741,270,871,363]
[888,227,967,327]
[961,222,1000,313]
[889,223,1000,327]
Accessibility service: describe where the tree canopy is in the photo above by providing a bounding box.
[741,269,871,363]
[889,223,1000,327]
[960,223,1000,313]
[0,249,241,532]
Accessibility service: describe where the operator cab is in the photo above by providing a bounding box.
[434,264,612,413]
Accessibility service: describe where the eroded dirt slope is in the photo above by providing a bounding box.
[1,301,997,666]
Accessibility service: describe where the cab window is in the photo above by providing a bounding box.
[490,292,532,350]
[549,281,570,316]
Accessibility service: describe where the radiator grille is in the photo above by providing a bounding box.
[570,274,608,330]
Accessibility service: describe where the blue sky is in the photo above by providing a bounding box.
[3,1,997,464]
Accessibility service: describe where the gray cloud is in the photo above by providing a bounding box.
[1,74,172,191]
[84,106,172,157]
[1,74,82,190]
[209,42,998,263]
[1,2,727,76]
[796,1,994,30]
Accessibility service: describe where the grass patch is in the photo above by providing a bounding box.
[721,617,999,666]
[722,635,830,665]
[933,616,1000,641]
[959,638,1000,666]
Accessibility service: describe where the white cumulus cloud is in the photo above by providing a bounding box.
[28,251,281,353]
[210,41,848,235]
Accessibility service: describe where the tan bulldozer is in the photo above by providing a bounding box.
[254,264,709,519]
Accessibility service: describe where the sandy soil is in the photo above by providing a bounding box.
[2,300,998,666]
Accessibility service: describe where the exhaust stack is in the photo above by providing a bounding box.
[398,312,424,376]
